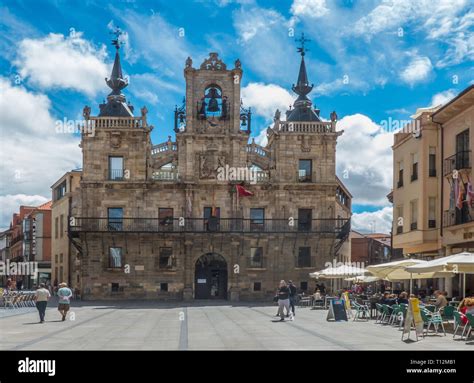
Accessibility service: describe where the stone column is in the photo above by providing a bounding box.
[445,277,453,298]
[183,240,194,301]
[228,240,240,301]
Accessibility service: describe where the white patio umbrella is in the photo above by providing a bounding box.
[367,259,453,294]
[406,252,474,298]
[344,275,381,283]
[309,265,369,279]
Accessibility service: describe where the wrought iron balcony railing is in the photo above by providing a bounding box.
[69,217,350,234]
[444,210,473,227]
[444,150,471,176]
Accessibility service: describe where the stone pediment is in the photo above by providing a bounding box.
[200,53,227,71]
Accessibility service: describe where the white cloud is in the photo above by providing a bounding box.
[0,78,81,228]
[0,194,49,231]
[107,20,137,64]
[129,73,182,106]
[15,32,108,96]
[233,7,295,83]
[290,0,329,19]
[352,207,393,234]
[399,55,432,85]
[431,89,456,107]
[241,82,294,119]
[336,114,393,207]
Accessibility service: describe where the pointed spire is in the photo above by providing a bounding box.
[286,33,320,122]
[99,27,134,117]
[105,29,128,97]
[292,33,313,98]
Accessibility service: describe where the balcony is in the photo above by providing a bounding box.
[444,150,471,176]
[108,169,124,181]
[247,257,266,269]
[69,217,350,234]
[444,210,473,227]
[152,169,179,181]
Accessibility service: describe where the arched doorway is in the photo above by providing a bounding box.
[195,253,228,299]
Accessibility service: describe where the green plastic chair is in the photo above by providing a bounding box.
[381,304,392,324]
[440,305,455,323]
[352,301,370,321]
[465,313,474,343]
[388,304,401,325]
[453,311,468,339]
[420,308,446,337]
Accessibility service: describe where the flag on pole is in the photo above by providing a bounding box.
[235,184,254,197]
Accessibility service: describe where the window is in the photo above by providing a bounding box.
[411,153,418,182]
[298,209,312,231]
[159,208,174,229]
[111,283,120,292]
[203,207,220,231]
[158,247,173,269]
[109,156,124,180]
[250,208,265,231]
[396,205,403,234]
[55,267,58,280]
[54,181,66,201]
[410,200,418,231]
[455,129,470,169]
[108,208,123,231]
[250,247,263,268]
[429,147,436,177]
[160,283,168,292]
[55,254,58,263]
[109,247,123,268]
[253,282,261,292]
[60,253,63,263]
[300,281,308,291]
[397,161,404,188]
[297,247,311,268]
[428,197,436,228]
[59,266,63,282]
[55,217,59,239]
[298,160,312,182]
[60,214,64,238]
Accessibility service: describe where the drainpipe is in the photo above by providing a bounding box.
[432,116,444,238]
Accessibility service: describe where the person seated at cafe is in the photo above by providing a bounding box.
[458,297,474,325]
[313,289,322,300]
[434,290,448,310]
[398,292,409,305]
[380,292,391,305]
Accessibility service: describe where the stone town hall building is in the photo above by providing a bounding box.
[69,34,352,301]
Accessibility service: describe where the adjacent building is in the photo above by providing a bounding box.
[8,203,52,288]
[51,170,82,288]
[391,85,474,297]
[69,37,352,300]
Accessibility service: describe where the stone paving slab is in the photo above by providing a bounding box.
[0,301,472,350]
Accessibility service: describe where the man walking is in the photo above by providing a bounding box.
[57,282,73,321]
[276,280,293,321]
[35,283,51,323]
[288,280,297,317]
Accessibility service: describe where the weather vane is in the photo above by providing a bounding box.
[295,32,310,56]
[110,26,123,49]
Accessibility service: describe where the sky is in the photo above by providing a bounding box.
[0,0,473,233]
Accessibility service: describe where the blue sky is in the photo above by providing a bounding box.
[0,0,473,232]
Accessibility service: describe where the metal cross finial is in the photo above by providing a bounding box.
[295,32,310,56]
[110,26,123,49]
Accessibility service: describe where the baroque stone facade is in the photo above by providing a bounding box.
[70,40,352,301]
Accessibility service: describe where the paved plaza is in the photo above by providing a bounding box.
[0,301,472,350]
